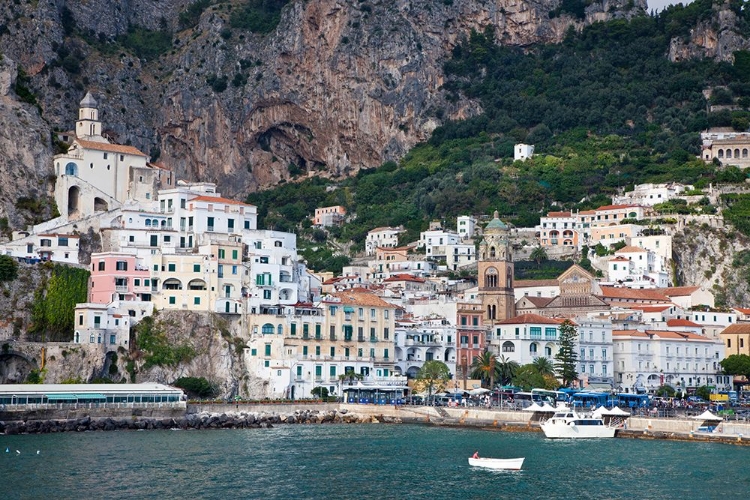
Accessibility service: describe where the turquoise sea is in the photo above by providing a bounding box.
[0,424,747,499]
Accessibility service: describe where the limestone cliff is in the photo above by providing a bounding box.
[0,0,646,217]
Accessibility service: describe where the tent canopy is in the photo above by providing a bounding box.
[469,388,490,395]
[522,403,544,412]
[693,410,722,421]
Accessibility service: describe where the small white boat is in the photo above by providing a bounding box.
[468,457,525,470]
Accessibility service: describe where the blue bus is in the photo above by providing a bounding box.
[570,392,610,409]
[616,393,651,409]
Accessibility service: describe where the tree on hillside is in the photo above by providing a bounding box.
[555,320,579,387]
[530,246,548,268]
[416,360,452,400]
[0,255,18,282]
[720,354,750,380]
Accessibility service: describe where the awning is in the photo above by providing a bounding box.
[74,393,107,400]
[45,394,79,401]
[343,306,355,313]
[45,393,106,401]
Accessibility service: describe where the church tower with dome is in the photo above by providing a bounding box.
[478,211,515,325]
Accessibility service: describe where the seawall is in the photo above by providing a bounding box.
[3,402,750,446]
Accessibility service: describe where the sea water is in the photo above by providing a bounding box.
[1,424,747,499]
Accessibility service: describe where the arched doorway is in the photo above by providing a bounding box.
[68,186,81,217]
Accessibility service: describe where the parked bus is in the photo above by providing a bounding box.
[570,392,610,409]
[616,393,651,409]
[531,389,568,406]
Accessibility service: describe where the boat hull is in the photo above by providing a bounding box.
[540,422,616,439]
[468,457,524,470]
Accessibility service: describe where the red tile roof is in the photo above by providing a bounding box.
[77,139,147,157]
[663,286,700,297]
[666,319,702,328]
[629,305,671,313]
[495,314,571,326]
[600,286,670,302]
[596,204,639,211]
[191,195,254,206]
[325,292,392,308]
[612,330,650,338]
[720,324,750,335]
[546,211,572,217]
[616,246,647,253]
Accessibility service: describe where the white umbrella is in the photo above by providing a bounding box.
[692,410,722,421]
[601,406,631,416]
[522,402,545,412]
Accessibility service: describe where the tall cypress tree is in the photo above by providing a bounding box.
[555,319,579,387]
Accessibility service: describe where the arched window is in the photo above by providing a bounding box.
[277,325,283,335]
[65,162,78,176]
[145,219,152,227]
[502,341,515,353]
[485,267,498,288]
[490,246,496,258]
[530,343,538,354]
[726,149,732,158]
[718,149,724,158]
[262,323,274,334]
[743,149,748,158]
[735,149,740,158]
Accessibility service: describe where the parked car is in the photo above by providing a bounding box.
[404,395,424,405]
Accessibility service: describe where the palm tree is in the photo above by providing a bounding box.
[470,350,499,389]
[532,357,555,377]
[496,355,520,387]
[530,246,548,268]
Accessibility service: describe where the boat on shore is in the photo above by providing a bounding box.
[540,407,617,439]
[468,457,525,470]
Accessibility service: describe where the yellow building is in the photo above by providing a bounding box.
[720,323,750,356]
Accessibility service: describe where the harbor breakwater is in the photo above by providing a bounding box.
[0,408,396,435]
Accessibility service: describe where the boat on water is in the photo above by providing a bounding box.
[468,457,525,470]
[540,407,617,439]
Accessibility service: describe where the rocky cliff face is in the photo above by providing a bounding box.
[668,3,750,63]
[0,0,646,219]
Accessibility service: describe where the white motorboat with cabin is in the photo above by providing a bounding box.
[468,457,525,470]
[540,407,617,439]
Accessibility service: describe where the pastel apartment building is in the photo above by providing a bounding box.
[701,129,750,168]
[245,292,399,400]
[313,205,346,227]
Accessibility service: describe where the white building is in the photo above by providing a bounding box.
[394,317,457,378]
[613,183,692,207]
[514,143,534,161]
[419,228,475,270]
[365,226,404,256]
[457,215,477,240]
[575,317,614,389]
[612,329,728,394]
[489,313,564,366]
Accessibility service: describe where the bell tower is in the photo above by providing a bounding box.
[75,91,104,141]
[478,211,515,324]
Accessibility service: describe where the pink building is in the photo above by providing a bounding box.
[313,205,346,227]
[89,252,151,304]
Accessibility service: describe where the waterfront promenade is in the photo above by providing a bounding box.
[4,400,750,445]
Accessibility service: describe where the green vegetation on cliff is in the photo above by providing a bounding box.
[27,264,89,342]
[247,4,750,269]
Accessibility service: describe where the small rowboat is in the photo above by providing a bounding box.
[468,457,524,470]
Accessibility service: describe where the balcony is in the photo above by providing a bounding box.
[358,336,365,342]
[115,285,129,292]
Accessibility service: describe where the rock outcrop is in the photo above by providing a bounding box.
[0,0,647,213]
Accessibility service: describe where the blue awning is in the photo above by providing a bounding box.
[343,306,355,313]
[45,393,106,401]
